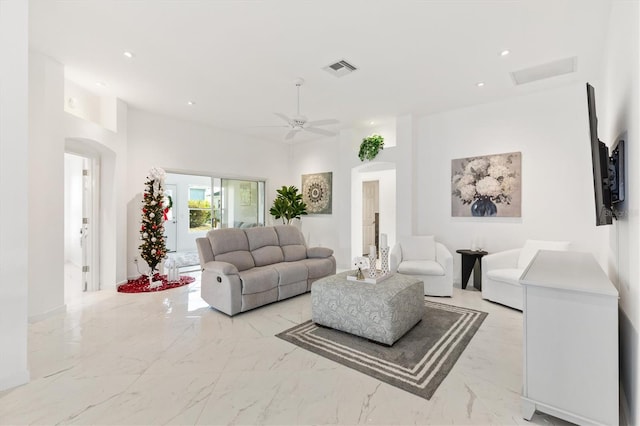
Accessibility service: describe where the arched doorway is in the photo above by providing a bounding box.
[65,138,116,295]
[350,162,397,261]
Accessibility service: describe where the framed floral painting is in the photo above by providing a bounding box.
[451,152,521,217]
[302,172,332,214]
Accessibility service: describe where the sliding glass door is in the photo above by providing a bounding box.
[220,179,265,228]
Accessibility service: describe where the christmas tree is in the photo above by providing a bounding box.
[139,167,167,275]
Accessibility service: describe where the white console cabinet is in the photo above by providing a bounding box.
[520,250,618,426]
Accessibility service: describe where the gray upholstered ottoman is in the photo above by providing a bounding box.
[311,271,424,345]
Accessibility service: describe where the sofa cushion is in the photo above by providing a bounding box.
[207,228,255,272]
[486,268,524,285]
[517,240,571,269]
[398,260,444,276]
[400,236,436,261]
[209,228,249,254]
[274,225,307,262]
[238,266,279,295]
[245,227,278,250]
[245,227,284,266]
[271,262,308,286]
[215,251,254,272]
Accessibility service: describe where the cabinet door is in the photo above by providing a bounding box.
[524,286,618,425]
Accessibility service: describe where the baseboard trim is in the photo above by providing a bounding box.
[28,304,66,323]
[0,369,30,391]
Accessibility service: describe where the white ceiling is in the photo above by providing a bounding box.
[29,0,613,143]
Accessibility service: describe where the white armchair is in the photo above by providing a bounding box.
[390,236,453,296]
[481,240,571,310]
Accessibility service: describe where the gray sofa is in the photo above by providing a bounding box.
[196,225,336,316]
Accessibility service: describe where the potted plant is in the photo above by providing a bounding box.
[270,185,308,224]
[358,134,385,161]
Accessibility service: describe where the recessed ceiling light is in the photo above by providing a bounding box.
[476,82,485,87]
[96,81,107,88]
[123,51,135,59]
[369,121,375,125]
[187,101,195,106]
[500,50,510,57]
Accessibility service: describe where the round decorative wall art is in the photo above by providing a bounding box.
[302,172,333,214]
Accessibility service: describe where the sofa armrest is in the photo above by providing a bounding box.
[390,243,402,273]
[482,248,521,271]
[202,261,239,275]
[307,247,334,258]
[435,242,453,278]
[201,261,242,316]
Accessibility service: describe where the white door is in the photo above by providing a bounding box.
[164,184,177,252]
[81,156,100,291]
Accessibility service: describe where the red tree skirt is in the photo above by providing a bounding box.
[118,274,195,293]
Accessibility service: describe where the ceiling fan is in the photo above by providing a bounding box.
[271,78,339,140]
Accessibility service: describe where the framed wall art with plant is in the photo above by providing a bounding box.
[451,152,522,217]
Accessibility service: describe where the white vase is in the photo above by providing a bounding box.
[368,250,377,278]
[380,247,390,275]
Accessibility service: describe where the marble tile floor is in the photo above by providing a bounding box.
[0,273,572,425]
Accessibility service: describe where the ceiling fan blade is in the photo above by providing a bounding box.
[274,112,292,124]
[285,129,298,140]
[305,127,337,137]
[305,118,339,127]
[246,125,290,128]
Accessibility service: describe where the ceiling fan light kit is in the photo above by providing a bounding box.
[273,78,339,140]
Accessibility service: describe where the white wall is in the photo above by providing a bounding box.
[602,2,639,423]
[290,136,341,250]
[0,0,29,391]
[291,117,413,268]
[29,51,129,320]
[417,84,609,283]
[64,103,129,290]
[126,109,291,277]
[28,51,66,319]
[64,80,117,132]
[64,153,83,266]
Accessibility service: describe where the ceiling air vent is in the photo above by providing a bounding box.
[323,59,358,78]
[510,57,577,85]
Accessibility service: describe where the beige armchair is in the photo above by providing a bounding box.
[481,239,570,310]
[390,236,453,296]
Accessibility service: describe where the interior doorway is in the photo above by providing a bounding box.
[351,163,396,262]
[362,180,379,255]
[64,152,100,302]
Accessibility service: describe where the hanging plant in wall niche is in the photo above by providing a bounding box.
[358,134,385,161]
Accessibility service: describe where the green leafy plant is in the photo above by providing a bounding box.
[358,134,385,161]
[188,199,212,228]
[270,185,308,224]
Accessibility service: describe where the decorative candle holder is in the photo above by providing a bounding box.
[380,246,390,275]
[368,249,377,278]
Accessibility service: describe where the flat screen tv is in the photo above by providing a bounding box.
[586,83,625,226]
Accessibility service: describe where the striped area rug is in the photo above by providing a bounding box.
[276,300,487,400]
